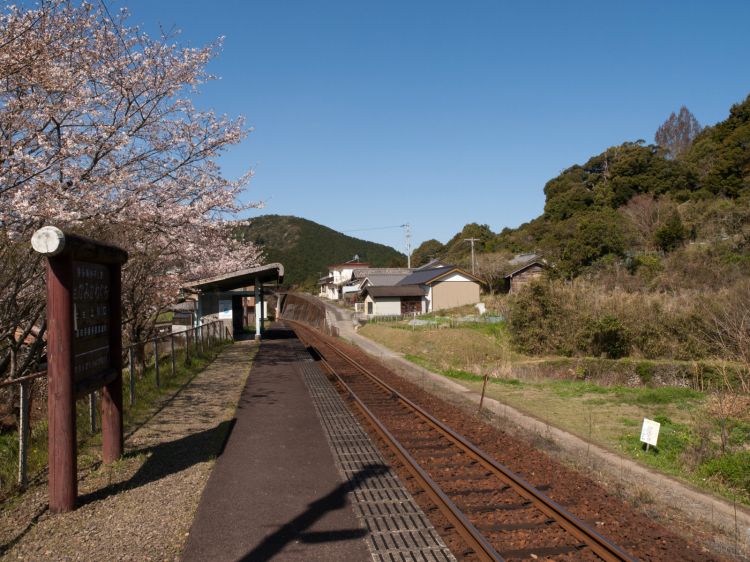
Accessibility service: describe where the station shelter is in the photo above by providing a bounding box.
[182,263,284,339]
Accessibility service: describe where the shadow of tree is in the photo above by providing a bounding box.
[239,463,387,561]
[78,419,235,507]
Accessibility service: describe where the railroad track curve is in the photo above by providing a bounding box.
[288,319,637,562]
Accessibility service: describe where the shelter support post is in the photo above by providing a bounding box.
[260,284,265,336]
[254,278,261,340]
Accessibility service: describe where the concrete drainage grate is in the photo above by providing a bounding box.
[300,362,456,562]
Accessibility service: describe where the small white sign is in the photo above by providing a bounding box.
[218,300,232,320]
[640,418,661,447]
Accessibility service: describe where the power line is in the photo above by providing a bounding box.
[342,224,412,268]
[341,225,405,233]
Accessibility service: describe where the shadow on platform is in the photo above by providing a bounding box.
[238,463,387,562]
[77,419,235,507]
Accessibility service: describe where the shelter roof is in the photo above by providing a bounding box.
[184,263,284,292]
[363,285,426,298]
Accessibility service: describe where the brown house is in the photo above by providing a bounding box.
[504,261,546,293]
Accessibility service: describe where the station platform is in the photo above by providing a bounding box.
[182,325,454,562]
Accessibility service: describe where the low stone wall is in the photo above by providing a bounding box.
[509,357,739,391]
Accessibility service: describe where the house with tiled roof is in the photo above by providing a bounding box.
[318,256,371,300]
[360,264,482,316]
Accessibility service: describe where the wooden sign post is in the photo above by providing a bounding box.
[31,226,128,513]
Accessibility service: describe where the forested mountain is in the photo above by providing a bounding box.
[236,215,405,288]
[417,94,750,286]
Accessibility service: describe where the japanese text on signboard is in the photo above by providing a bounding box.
[73,262,110,382]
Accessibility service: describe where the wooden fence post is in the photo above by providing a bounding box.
[128,347,135,406]
[153,337,160,388]
[18,380,30,488]
[170,334,176,377]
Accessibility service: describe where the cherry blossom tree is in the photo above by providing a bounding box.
[0,1,262,381]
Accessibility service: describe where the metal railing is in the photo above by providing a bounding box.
[362,312,504,326]
[0,320,233,490]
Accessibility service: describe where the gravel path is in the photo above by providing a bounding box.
[0,340,254,561]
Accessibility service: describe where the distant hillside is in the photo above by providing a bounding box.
[236,215,406,288]
[421,93,750,286]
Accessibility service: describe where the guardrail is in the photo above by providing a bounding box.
[0,320,233,490]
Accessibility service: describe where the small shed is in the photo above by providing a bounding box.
[361,285,426,316]
[504,261,546,293]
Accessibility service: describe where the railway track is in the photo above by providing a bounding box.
[289,320,637,562]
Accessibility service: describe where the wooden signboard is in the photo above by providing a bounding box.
[31,226,128,513]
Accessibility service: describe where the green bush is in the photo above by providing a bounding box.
[636,362,655,385]
[579,315,631,359]
[699,451,750,496]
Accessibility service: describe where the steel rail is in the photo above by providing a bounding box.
[315,352,504,562]
[289,320,636,562]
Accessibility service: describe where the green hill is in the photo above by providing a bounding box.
[236,215,406,288]
[426,93,750,285]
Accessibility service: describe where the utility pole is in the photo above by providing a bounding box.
[464,238,479,274]
[402,223,412,269]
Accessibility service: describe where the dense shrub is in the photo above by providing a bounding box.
[508,279,712,360]
[579,315,631,359]
[654,211,687,251]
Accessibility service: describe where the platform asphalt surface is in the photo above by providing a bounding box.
[182,328,372,562]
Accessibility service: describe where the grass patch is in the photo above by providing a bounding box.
[618,417,695,476]
[398,338,747,505]
[698,451,750,499]
[0,337,233,498]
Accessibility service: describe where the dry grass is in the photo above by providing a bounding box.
[359,323,515,375]
[360,321,750,504]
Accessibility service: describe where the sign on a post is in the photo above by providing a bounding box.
[31,226,128,513]
[218,299,233,319]
[640,418,661,449]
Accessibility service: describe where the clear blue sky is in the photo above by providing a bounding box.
[124,0,750,254]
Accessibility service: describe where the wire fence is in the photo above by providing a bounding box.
[360,312,505,327]
[0,320,232,490]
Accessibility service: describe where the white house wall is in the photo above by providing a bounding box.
[375,297,401,316]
